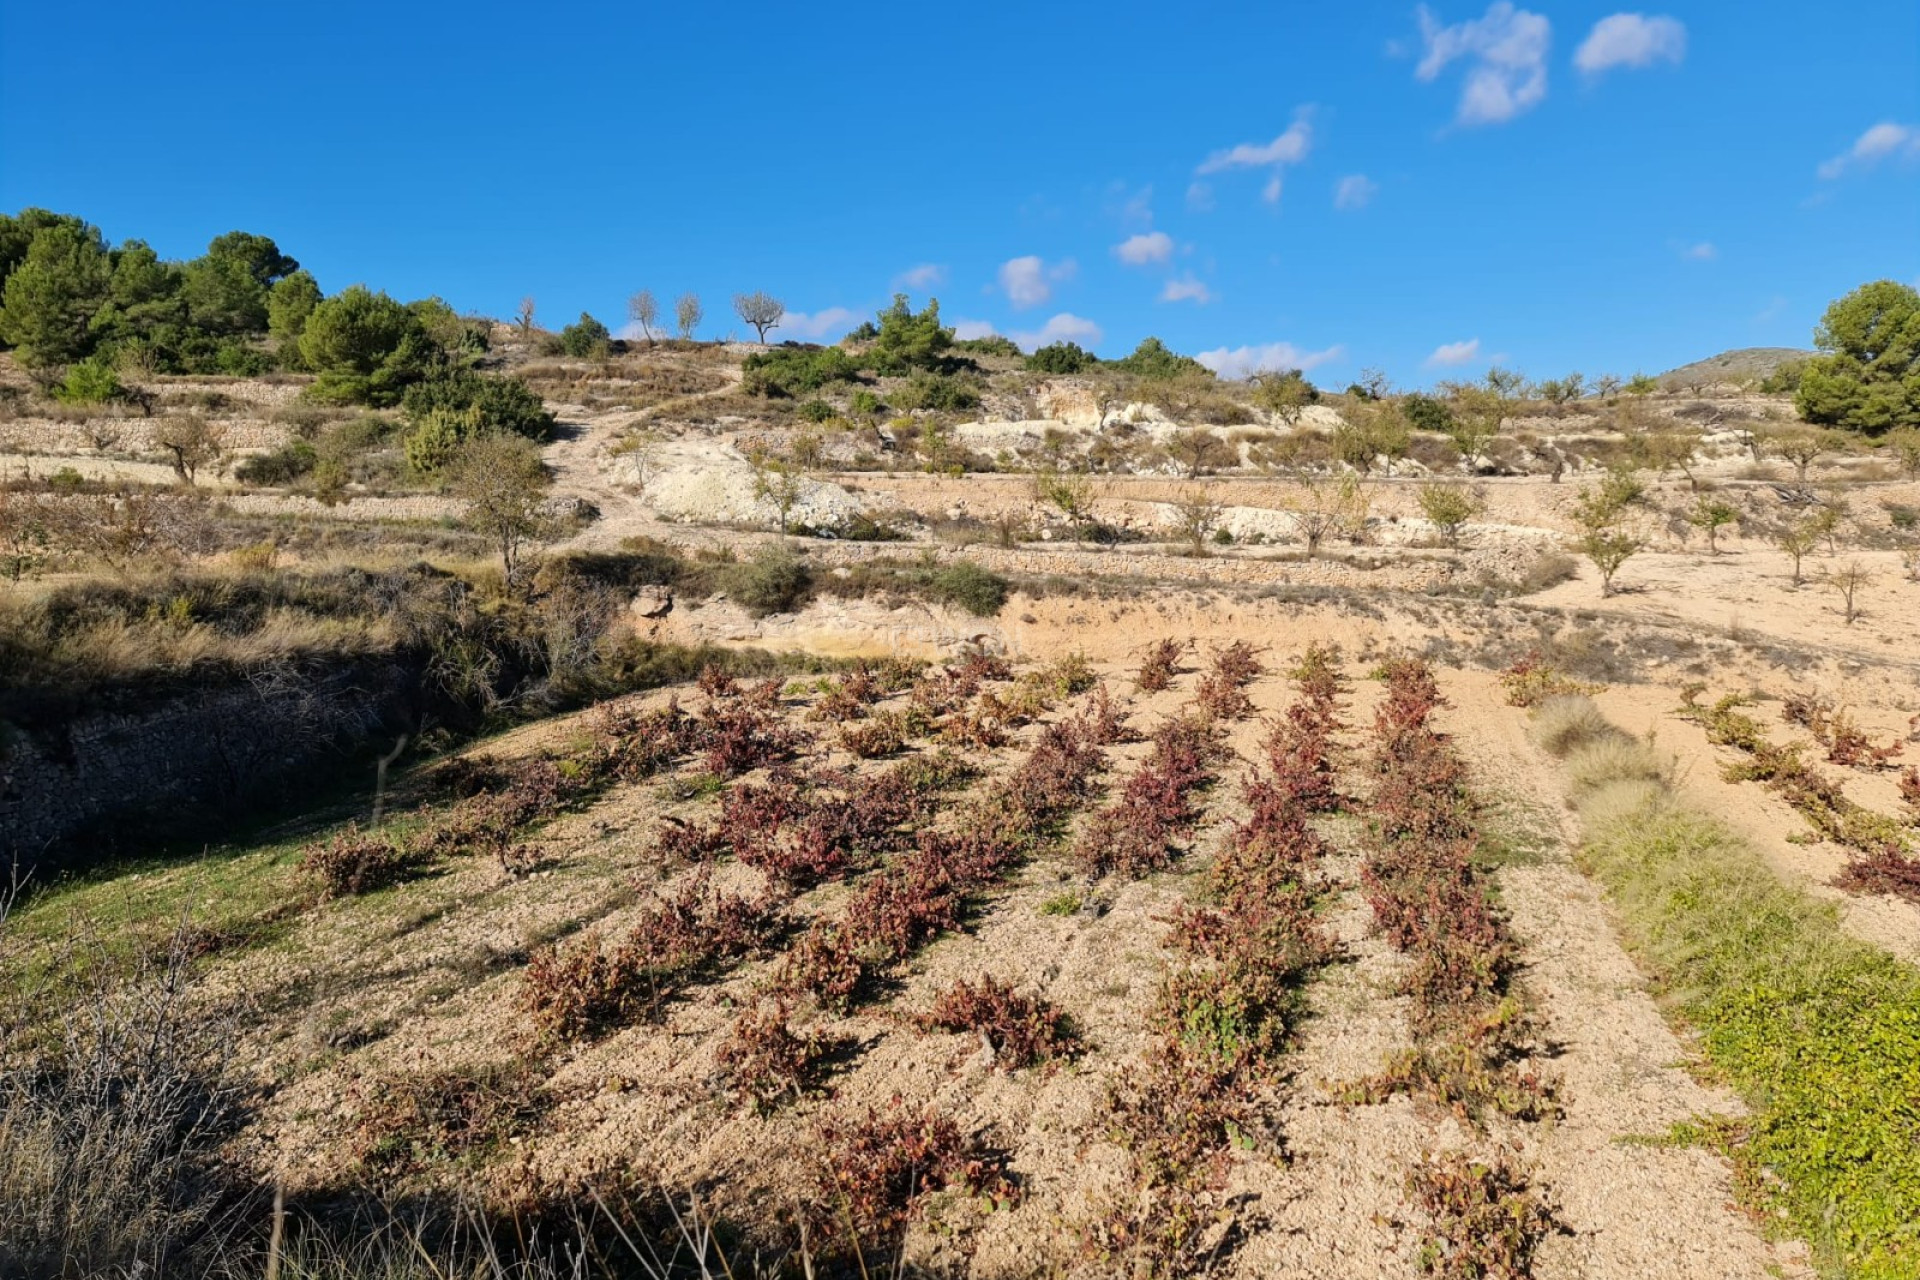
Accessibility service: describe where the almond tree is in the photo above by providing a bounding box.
[628,289,657,346]
[1686,496,1739,553]
[675,293,703,341]
[733,292,784,343]
[1572,482,1643,596]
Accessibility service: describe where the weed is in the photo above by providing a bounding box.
[811,1104,1018,1248]
[715,1001,836,1112]
[1136,638,1185,693]
[300,824,425,898]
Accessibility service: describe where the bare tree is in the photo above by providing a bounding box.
[516,296,536,338]
[1769,431,1831,485]
[154,414,227,485]
[1288,473,1368,557]
[1031,463,1097,531]
[747,448,808,536]
[1686,496,1739,553]
[1171,486,1224,555]
[1829,561,1871,624]
[628,290,658,346]
[1774,517,1822,586]
[675,293,703,342]
[733,292,785,344]
[0,487,52,582]
[1416,483,1480,548]
[448,434,553,592]
[1167,427,1232,479]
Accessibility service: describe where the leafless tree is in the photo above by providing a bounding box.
[675,293,703,341]
[733,292,785,343]
[515,296,536,338]
[154,414,227,485]
[1171,486,1224,555]
[1829,561,1871,624]
[628,290,658,346]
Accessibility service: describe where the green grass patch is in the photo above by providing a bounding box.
[1576,779,1920,1279]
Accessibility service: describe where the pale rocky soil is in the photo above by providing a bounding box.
[169,651,1830,1277]
[8,349,1919,1272]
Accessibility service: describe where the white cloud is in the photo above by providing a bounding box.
[997,255,1076,309]
[1754,296,1787,324]
[1574,13,1686,73]
[952,318,999,341]
[1817,121,1920,179]
[1425,338,1482,367]
[1195,342,1344,380]
[1416,3,1551,125]
[1334,174,1379,210]
[1008,313,1104,353]
[1160,276,1216,305]
[894,263,946,290]
[1196,111,1314,206]
[1682,241,1716,260]
[779,307,861,341]
[1198,114,1314,173]
[1113,232,1174,266]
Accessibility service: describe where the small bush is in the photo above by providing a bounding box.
[726,544,812,617]
[1407,1152,1552,1280]
[811,1104,1017,1246]
[926,560,1008,616]
[1564,734,1672,795]
[1136,637,1184,692]
[716,1002,836,1112]
[53,358,124,405]
[1529,695,1618,758]
[300,824,422,897]
[891,371,981,413]
[917,976,1076,1069]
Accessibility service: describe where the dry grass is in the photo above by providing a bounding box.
[1528,694,1619,758]
[1563,732,1674,795]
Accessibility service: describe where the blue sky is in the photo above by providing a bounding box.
[2,0,1915,387]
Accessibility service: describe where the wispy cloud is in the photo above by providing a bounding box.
[1817,121,1920,179]
[1009,313,1104,353]
[1160,276,1216,305]
[1105,182,1155,229]
[1681,241,1716,261]
[1186,181,1216,212]
[1333,174,1380,210]
[1574,13,1686,74]
[1196,341,1343,380]
[1416,3,1551,126]
[779,307,861,341]
[893,264,947,290]
[1197,110,1314,206]
[1425,338,1482,367]
[1113,232,1174,266]
[1753,296,1787,324]
[997,255,1077,309]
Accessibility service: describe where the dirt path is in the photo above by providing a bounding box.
[1443,669,1810,1278]
[541,367,745,550]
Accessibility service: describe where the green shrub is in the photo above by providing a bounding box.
[849,389,882,416]
[866,294,956,375]
[728,544,813,617]
[234,439,317,486]
[1402,393,1456,435]
[404,407,481,475]
[892,372,980,413]
[742,346,860,398]
[926,560,1008,617]
[1113,336,1207,381]
[1025,341,1098,375]
[954,334,1021,360]
[797,399,835,423]
[558,312,611,358]
[401,372,554,440]
[52,358,122,404]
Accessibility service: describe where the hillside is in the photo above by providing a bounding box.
[1657,345,1810,389]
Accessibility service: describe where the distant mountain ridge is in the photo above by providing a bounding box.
[1657,347,1810,389]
